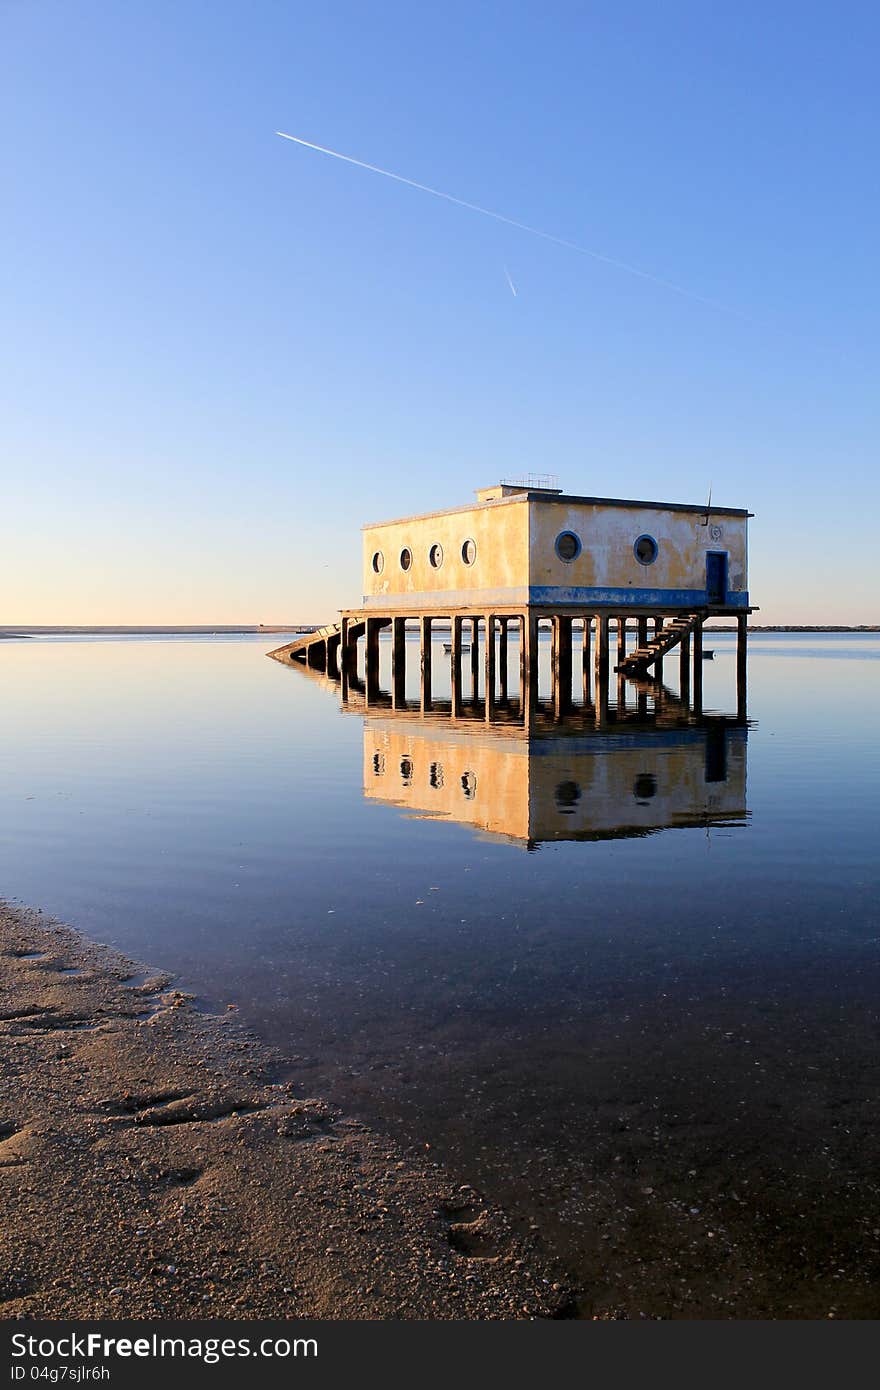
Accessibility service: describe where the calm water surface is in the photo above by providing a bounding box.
[2,632,878,1317]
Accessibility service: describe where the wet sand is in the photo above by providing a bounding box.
[0,902,565,1320]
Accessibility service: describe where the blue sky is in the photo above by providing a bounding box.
[2,1,878,622]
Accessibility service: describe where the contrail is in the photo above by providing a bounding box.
[275,130,748,319]
[504,265,518,298]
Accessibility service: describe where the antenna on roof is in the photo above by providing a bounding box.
[701,482,713,526]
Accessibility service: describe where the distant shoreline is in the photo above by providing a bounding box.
[706,625,879,633]
[2,624,877,639]
[0,625,310,637]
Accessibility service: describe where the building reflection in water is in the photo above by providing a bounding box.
[362,705,747,847]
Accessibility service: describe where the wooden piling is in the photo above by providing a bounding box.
[484,613,496,721]
[736,612,748,720]
[498,617,509,702]
[391,616,406,708]
[521,612,538,721]
[582,617,592,706]
[692,617,703,715]
[679,628,691,701]
[594,613,609,726]
[470,616,481,701]
[420,615,433,713]
[340,616,350,700]
[365,617,381,705]
[451,615,464,717]
[554,616,572,719]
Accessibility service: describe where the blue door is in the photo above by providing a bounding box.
[706,551,728,604]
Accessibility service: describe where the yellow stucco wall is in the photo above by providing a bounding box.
[362,720,747,843]
[528,502,748,595]
[362,498,531,608]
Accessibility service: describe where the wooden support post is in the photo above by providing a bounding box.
[736,612,748,720]
[484,613,496,721]
[692,617,703,715]
[327,633,340,681]
[618,615,627,663]
[391,616,406,708]
[470,617,481,701]
[562,616,573,707]
[420,615,433,713]
[519,613,526,709]
[365,617,381,705]
[554,616,572,719]
[498,617,509,702]
[451,615,463,717]
[594,614,609,726]
[638,616,648,649]
[582,618,592,706]
[340,617,350,700]
[521,612,538,723]
[679,629,691,702]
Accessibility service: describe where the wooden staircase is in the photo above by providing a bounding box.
[615,612,704,677]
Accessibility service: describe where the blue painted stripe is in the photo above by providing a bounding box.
[362,586,749,610]
[528,586,749,608]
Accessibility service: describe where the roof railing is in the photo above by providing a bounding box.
[500,473,561,492]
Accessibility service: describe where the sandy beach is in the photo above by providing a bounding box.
[0,901,566,1320]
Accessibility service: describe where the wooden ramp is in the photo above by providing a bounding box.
[267,623,343,671]
[615,612,704,676]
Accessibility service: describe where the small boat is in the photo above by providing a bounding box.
[702,650,715,660]
[443,642,472,654]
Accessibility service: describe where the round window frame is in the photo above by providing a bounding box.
[371,550,384,575]
[461,538,477,566]
[633,534,659,566]
[554,530,582,563]
[633,772,658,803]
[428,542,444,570]
[399,546,413,572]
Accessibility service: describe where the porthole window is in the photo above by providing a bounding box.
[399,547,412,572]
[371,551,384,574]
[555,530,582,563]
[555,780,581,815]
[461,538,477,566]
[428,542,444,569]
[372,752,385,777]
[461,771,477,799]
[429,762,444,789]
[634,534,659,566]
[400,756,414,785]
[633,773,657,803]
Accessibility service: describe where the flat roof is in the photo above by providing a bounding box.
[363,490,752,530]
